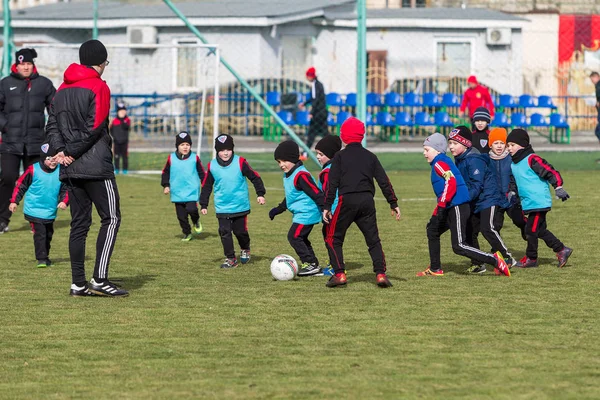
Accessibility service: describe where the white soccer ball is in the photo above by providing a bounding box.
[270,254,298,281]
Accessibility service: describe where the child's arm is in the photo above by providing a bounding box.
[432,161,457,209]
[269,198,287,220]
[199,163,214,212]
[465,157,485,201]
[161,155,171,193]
[240,158,266,201]
[9,166,34,210]
[294,171,324,210]
[324,154,341,212]
[529,155,569,201]
[196,154,206,183]
[58,182,69,209]
[373,156,399,209]
[484,89,495,116]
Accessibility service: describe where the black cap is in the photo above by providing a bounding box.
[274,140,300,164]
[15,48,37,65]
[116,101,126,111]
[315,134,342,159]
[176,131,192,148]
[79,39,108,66]
[448,125,473,148]
[215,134,234,152]
[472,107,491,123]
[507,128,530,148]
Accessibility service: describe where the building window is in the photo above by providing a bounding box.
[402,0,427,7]
[175,39,200,90]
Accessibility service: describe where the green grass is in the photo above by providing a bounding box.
[1,157,599,399]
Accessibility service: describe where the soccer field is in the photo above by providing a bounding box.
[1,154,599,399]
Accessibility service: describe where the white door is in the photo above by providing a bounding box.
[436,42,472,78]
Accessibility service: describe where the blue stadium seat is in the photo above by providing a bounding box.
[550,113,569,128]
[336,111,351,125]
[326,92,343,107]
[366,113,376,126]
[537,95,557,109]
[395,112,413,126]
[266,91,281,106]
[295,111,310,126]
[434,111,454,127]
[492,112,511,128]
[277,110,294,125]
[423,92,442,107]
[366,93,383,107]
[376,111,395,127]
[345,93,357,107]
[529,113,549,127]
[519,94,535,109]
[414,111,434,126]
[510,112,528,127]
[403,92,421,107]
[384,92,403,108]
[327,113,336,127]
[498,94,516,109]
[442,93,461,108]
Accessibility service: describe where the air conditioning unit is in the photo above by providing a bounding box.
[486,28,512,46]
[127,26,157,46]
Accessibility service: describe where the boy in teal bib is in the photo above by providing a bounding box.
[9,151,68,268]
[507,129,572,268]
[270,140,324,276]
[161,132,205,241]
[200,134,266,269]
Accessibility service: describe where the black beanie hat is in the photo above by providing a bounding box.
[472,107,491,123]
[79,39,108,66]
[274,140,300,164]
[507,128,530,148]
[448,125,473,148]
[215,134,234,152]
[176,131,192,148]
[116,101,126,111]
[15,48,37,65]
[315,134,342,159]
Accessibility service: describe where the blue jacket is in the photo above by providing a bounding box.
[454,148,504,213]
[429,153,470,208]
[489,151,512,209]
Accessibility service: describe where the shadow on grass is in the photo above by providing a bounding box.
[173,232,218,240]
[345,262,364,271]
[109,274,158,291]
[210,254,271,263]
[350,272,408,285]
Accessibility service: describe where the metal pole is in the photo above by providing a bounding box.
[2,0,11,77]
[213,47,220,159]
[162,0,319,166]
[356,0,367,147]
[92,0,99,40]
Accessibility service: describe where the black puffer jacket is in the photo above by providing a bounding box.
[45,63,113,181]
[0,64,55,155]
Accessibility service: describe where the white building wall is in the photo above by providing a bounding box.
[520,13,559,96]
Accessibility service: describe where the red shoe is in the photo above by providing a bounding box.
[493,252,511,277]
[376,273,393,288]
[516,255,538,268]
[416,267,444,277]
[326,272,347,288]
[299,153,308,161]
[556,246,573,268]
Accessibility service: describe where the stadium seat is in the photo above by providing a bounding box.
[498,94,516,109]
[345,93,357,107]
[336,111,351,126]
[510,112,528,127]
[277,110,294,125]
[492,112,511,128]
[519,94,535,109]
[327,113,336,127]
[403,92,421,107]
[376,111,395,127]
[537,95,557,109]
[529,113,549,127]
[550,113,569,128]
[326,92,343,107]
[414,111,434,126]
[434,111,454,127]
[395,112,413,127]
[295,111,310,126]
[266,91,281,106]
[366,113,376,126]
[442,93,461,108]
[549,113,571,144]
[423,92,442,107]
[366,92,383,107]
[384,92,403,108]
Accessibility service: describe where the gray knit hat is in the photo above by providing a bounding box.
[423,132,447,154]
[473,107,491,123]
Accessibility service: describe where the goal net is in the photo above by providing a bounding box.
[30,43,220,173]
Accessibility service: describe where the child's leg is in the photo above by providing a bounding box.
[300,224,318,265]
[31,221,48,261]
[479,205,512,259]
[186,202,200,225]
[45,221,55,259]
[122,145,129,171]
[354,196,386,274]
[449,204,498,266]
[232,215,250,251]
[114,146,122,171]
[175,203,191,235]
[218,217,236,259]
[532,211,564,253]
[466,211,482,265]
[426,214,450,271]
[288,223,318,264]
[507,204,527,241]
[524,212,541,259]
[324,197,357,274]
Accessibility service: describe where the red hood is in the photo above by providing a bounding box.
[10,63,39,77]
[63,63,100,84]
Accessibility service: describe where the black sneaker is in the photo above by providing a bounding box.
[556,246,573,268]
[220,258,239,269]
[89,278,129,297]
[297,262,322,277]
[0,222,8,234]
[70,283,97,297]
[46,258,52,267]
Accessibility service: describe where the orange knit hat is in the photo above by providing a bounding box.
[489,128,507,145]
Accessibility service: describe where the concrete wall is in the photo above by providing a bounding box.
[521,13,559,96]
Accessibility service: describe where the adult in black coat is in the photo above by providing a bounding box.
[0,48,56,233]
[300,67,328,159]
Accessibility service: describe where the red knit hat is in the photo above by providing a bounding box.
[340,117,365,144]
[306,67,316,78]
[467,75,478,84]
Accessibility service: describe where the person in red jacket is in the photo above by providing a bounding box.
[460,76,495,123]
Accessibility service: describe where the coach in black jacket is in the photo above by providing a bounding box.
[0,48,55,232]
[300,67,328,158]
[46,40,127,297]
